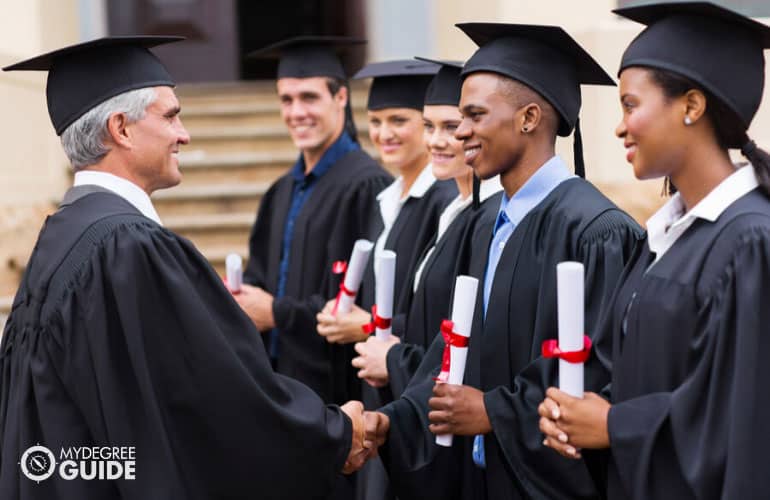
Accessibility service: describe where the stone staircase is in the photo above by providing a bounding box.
[0,81,373,330]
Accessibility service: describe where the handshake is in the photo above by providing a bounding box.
[339,402,390,474]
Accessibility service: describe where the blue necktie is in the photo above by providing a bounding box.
[474,211,512,468]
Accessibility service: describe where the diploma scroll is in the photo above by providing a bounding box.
[225,253,243,294]
[333,239,374,315]
[373,250,396,341]
[556,262,584,398]
[436,275,479,447]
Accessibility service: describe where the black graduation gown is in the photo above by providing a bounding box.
[355,178,457,500]
[243,149,392,405]
[584,188,770,500]
[386,193,503,399]
[0,189,353,500]
[359,178,459,319]
[380,178,642,500]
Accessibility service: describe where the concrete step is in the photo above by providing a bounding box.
[176,81,371,107]
[178,150,293,185]
[165,212,254,249]
[176,81,285,106]
[186,124,372,155]
[180,101,370,130]
[152,183,267,217]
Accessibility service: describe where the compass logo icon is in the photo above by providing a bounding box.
[20,445,56,482]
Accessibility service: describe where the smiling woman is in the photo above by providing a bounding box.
[347,58,457,322]
[367,107,426,173]
[318,58,458,500]
[537,3,770,499]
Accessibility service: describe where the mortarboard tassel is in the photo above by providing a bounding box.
[573,117,585,178]
[472,173,481,209]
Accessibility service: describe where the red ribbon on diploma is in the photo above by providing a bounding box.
[331,261,357,315]
[361,305,392,334]
[221,277,240,295]
[541,335,592,364]
[434,319,470,382]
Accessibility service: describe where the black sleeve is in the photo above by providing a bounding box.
[243,183,278,288]
[607,230,770,500]
[272,174,391,336]
[482,211,641,500]
[385,342,427,399]
[61,223,352,499]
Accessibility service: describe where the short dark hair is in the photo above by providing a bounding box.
[494,74,558,139]
[325,77,347,97]
[324,76,359,143]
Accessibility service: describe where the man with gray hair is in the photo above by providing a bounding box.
[0,36,371,499]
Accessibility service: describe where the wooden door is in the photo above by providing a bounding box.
[107,0,239,82]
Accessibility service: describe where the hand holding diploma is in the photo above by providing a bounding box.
[317,301,371,344]
[428,276,489,439]
[538,262,607,458]
[428,383,491,436]
[352,334,401,387]
[333,240,374,315]
[538,389,610,459]
[429,276,478,445]
[233,284,275,331]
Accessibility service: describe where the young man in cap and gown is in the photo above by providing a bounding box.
[367,24,642,500]
[235,37,393,408]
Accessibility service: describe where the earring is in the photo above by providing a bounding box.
[684,116,692,126]
[522,127,529,133]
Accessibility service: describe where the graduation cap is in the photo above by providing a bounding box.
[3,36,183,136]
[615,1,770,132]
[353,59,440,111]
[414,57,464,106]
[246,35,366,79]
[456,23,616,177]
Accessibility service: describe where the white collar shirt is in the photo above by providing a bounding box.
[73,170,163,225]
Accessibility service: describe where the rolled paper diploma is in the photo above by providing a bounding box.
[335,239,374,315]
[557,262,584,398]
[225,253,243,294]
[436,275,479,447]
[374,250,396,341]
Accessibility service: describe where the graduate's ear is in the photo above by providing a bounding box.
[105,111,132,149]
[683,88,707,126]
[333,84,349,110]
[519,102,542,134]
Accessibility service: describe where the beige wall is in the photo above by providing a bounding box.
[0,0,79,295]
[0,0,79,205]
